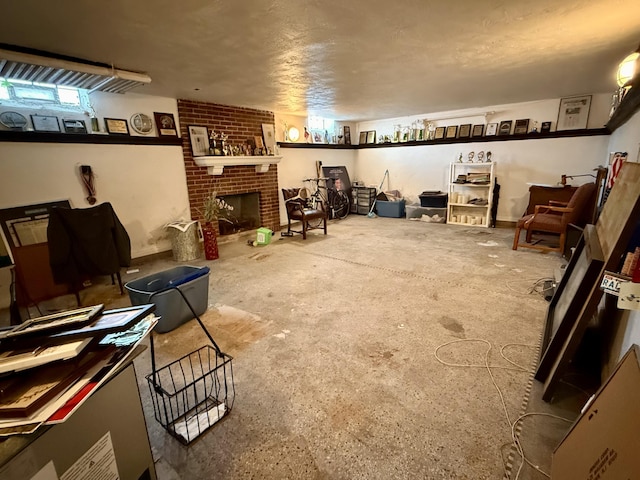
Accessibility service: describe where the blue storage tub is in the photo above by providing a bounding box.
[376,200,406,218]
[125,266,210,333]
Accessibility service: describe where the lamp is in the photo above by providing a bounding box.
[617,51,639,87]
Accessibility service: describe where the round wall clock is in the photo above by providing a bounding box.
[130,113,153,135]
[0,111,28,130]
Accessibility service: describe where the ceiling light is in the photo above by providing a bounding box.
[616,51,639,87]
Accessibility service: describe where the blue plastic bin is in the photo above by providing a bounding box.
[376,200,406,218]
[125,266,210,333]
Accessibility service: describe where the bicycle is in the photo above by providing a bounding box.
[302,177,350,225]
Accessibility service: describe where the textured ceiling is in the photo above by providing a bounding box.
[2,0,639,121]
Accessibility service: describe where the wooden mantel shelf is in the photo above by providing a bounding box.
[193,155,282,175]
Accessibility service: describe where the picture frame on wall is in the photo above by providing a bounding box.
[434,126,446,139]
[104,118,130,135]
[498,120,513,136]
[366,130,376,144]
[359,131,367,144]
[188,125,210,157]
[31,115,60,132]
[62,119,88,134]
[445,125,458,139]
[457,124,471,138]
[514,119,530,135]
[556,95,591,131]
[485,123,498,136]
[153,112,178,137]
[343,126,351,145]
[471,124,485,137]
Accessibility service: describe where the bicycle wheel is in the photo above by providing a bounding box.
[307,193,325,228]
[330,190,350,220]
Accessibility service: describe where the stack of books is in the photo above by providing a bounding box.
[0,304,156,436]
[466,172,491,184]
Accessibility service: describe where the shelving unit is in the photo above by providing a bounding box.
[351,186,376,214]
[447,162,495,228]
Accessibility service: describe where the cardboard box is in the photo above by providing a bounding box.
[551,344,640,479]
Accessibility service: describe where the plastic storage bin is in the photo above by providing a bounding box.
[376,200,406,218]
[125,265,210,333]
[419,191,448,208]
[405,204,447,223]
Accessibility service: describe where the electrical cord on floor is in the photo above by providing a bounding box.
[505,277,554,298]
[434,338,572,479]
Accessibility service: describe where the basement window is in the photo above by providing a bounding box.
[0,77,89,112]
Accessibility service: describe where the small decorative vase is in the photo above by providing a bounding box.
[201,222,219,260]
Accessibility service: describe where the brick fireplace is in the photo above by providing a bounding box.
[177,99,280,234]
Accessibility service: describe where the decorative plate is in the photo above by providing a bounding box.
[130,113,153,135]
[0,111,28,130]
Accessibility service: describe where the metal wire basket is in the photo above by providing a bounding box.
[145,287,235,445]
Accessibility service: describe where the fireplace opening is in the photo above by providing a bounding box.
[217,192,260,235]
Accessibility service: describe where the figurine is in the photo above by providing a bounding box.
[468,151,475,163]
[457,152,463,163]
[477,151,485,163]
[486,151,492,163]
[304,127,310,143]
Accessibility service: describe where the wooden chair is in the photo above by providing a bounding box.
[512,182,597,253]
[281,188,327,239]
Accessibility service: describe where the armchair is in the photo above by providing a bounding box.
[281,188,327,240]
[512,182,596,253]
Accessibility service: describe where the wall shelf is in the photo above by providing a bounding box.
[278,142,354,149]
[278,128,609,151]
[193,155,282,175]
[606,82,640,131]
[0,130,183,146]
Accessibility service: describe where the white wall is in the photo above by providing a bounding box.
[354,95,612,221]
[0,92,189,259]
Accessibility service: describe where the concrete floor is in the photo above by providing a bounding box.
[3,215,595,479]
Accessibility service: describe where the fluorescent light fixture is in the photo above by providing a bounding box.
[0,47,151,94]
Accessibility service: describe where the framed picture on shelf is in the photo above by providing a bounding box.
[366,130,376,144]
[188,125,210,157]
[30,115,60,132]
[434,126,446,139]
[498,120,512,136]
[62,119,88,134]
[557,95,591,131]
[458,124,471,138]
[514,119,530,135]
[153,112,178,137]
[471,124,485,137]
[261,123,276,152]
[445,125,458,139]
[359,131,367,144]
[541,121,552,133]
[343,126,351,145]
[485,123,498,136]
[104,118,130,135]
